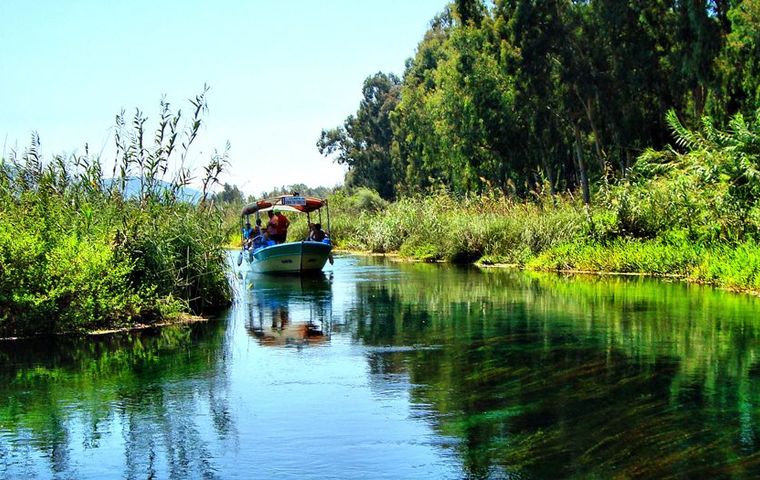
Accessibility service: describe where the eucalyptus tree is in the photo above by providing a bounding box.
[391,9,453,195]
[428,18,520,194]
[317,72,402,200]
[709,0,760,121]
[320,0,758,204]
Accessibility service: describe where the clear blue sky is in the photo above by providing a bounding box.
[0,0,447,196]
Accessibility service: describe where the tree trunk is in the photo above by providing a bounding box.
[541,148,558,207]
[575,90,606,173]
[573,127,591,206]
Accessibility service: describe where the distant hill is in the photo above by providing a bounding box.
[107,177,202,203]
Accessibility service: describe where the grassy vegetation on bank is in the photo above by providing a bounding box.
[0,93,231,337]
[312,110,760,293]
[312,190,760,293]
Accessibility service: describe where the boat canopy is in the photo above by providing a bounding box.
[241,195,326,216]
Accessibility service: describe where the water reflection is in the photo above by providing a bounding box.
[5,256,760,478]
[242,272,333,347]
[342,259,760,478]
[0,321,232,479]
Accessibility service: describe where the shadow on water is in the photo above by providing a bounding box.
[239,270,334,348]
[0,320,232,479]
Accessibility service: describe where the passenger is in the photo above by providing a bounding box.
[242,221,254,250]
[264,231,277,247]
[252,218,264,249]
[266,210,278,240]
[308,223,326,242]
[273,210,290,244]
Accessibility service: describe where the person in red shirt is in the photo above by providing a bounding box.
[272,210,290,243]
[266,211,277,241]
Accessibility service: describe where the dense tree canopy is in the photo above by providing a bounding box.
[319,0,760,201]
[213,183,245,204]
[317,72,401,199]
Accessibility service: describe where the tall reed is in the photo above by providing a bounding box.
[0,90,231,337]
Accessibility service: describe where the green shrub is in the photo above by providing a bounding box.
[691,241,760,290]
[347,187,389,212]
[0,92,231,337]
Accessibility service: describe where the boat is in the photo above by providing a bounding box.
[239,194,333,274]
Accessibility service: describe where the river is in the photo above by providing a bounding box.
[2,254,760,478]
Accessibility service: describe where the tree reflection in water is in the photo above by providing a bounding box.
[0,321,233,479]
[343,258,760,479]
[5,256,760,478]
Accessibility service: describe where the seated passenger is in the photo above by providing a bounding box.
[305,223,316,240]
[252,218,263,249]
[242,221,254,250]
[260,229,276,247]
[308,223,326,242]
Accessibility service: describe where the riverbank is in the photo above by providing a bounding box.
[0,313,211,341]
[0,190,232,338]
[319,188,760,297]
[340,245,760,298]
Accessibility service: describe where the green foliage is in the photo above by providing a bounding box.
[0,92,231,337]
[322,1,757,204]
[343,187,389,213]
[691,240,760,289]
[317,73,401,200]
[213,182,245,204]
[529,236,703,275]
[0,199,142,335]
[709,0,760,121]
[328,190,586,264]
[115,202,230,315]
[531,235,760,292]
[327,109,760,293]
[601,109,760,242]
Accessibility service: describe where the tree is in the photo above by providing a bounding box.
[320,0,755,203]
[710,0,760,120]
[213,183,244,204]
[317,72,401,200]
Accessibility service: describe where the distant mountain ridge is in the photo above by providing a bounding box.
[107,177,202,203]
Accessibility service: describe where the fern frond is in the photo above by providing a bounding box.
[666,110,705,151]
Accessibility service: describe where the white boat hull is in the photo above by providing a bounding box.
[246,241,332,274]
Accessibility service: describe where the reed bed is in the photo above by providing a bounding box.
[0,91,231,337]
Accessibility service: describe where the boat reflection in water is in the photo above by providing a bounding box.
[241,271,333,348]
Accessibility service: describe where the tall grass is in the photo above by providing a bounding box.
[311,110,760,293]
[0,91,231,337]
[318,186,760,293]
[320,189,587,264]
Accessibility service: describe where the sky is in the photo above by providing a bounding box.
[0,0,447,197]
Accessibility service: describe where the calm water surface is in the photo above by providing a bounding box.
[3,255,760,478]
